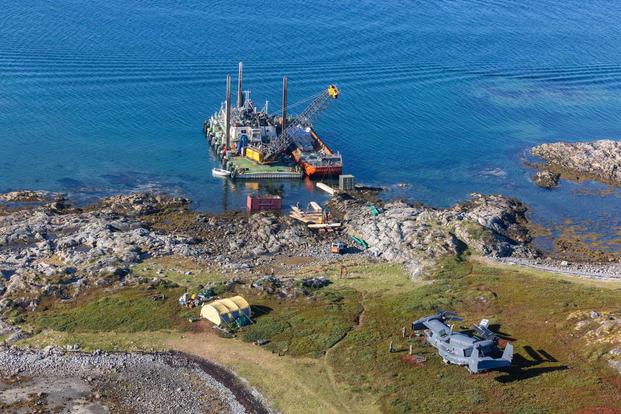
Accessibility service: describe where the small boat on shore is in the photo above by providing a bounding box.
[212,168,231,177]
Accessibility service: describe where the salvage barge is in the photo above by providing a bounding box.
[203,63,342,179]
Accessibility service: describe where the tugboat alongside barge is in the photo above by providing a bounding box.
[203,63,343,179]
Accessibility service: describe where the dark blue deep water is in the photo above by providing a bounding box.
[2,0,621,233]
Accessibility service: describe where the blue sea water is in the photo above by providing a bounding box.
[2,0,621,235]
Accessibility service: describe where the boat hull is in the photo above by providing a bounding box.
[291,129,343,178]
[212,168,231,177]
[299,161,342,177]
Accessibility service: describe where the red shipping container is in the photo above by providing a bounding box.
[246,194,282,212]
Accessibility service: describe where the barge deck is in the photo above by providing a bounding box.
[204,113,303,180]
[226,156,303,180]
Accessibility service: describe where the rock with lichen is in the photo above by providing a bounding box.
[331,192,535,278]
[0,190,62,203]
[531,139,621,186]
[0,193,207,309]
[567,310,621,376]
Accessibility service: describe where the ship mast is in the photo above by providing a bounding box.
[237,62,243,109]
[225,74,231,149]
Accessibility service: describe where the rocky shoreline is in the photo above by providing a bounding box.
[0,189,540,315]
[530,139,621,187]
[2,188,619,315]
[0,346,270,413]
[1,188,620,410]
[0,192,341,314]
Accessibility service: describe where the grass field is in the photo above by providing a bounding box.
[28,286,193,333]
[325,259,621,413]
[131,257,228,287]
[16,257,621,413]
[241,287,363,358]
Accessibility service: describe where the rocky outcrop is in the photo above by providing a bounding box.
[332,193,535,278]
[531,139,621,186]
[0,189,536,305]
[0,191,340,310]
[0,194,206,310]
[156,210,337,270]
[532,170,560,189]
[245,213,311,256]
[452,194,532,256]
[567,310,621,377]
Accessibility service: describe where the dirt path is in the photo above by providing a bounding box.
[322,292,369,414]
[168,331,359,414]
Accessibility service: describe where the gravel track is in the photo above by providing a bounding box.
[495,257,621,280]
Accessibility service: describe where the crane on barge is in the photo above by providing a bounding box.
[250,78,340,164]
[205,63,343,178]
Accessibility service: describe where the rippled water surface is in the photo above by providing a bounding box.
[2,0,621,229]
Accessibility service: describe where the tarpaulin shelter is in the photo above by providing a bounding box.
[200,295,251,327]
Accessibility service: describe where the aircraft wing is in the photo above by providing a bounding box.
[412,317,433,331]
[412,315,443,331]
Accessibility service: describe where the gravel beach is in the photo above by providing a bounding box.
[0,346,271,413]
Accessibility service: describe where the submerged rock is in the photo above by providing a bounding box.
[531,139,621,186]
[0,190,62,203]
[97,193,189,216]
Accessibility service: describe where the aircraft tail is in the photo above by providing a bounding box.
[469,343,513,374]
[468,346,480,373]
[502,342,513,362]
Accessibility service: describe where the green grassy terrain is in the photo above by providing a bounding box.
[131,257,228,287]
[27,286,193,333]
[326,258,621,413]
[15,257,621,413]
[242,287,363,357]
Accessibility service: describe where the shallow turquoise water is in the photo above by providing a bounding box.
[1,0,621,233]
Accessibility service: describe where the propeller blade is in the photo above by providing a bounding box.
[472,324,497,340]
